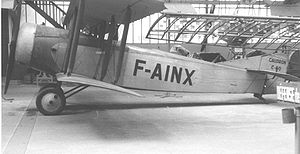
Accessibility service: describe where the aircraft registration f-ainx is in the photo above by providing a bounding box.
[4,0,300,115]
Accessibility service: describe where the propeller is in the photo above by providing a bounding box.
[4,1,21,94]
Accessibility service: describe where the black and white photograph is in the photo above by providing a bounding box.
[2,0,300,153]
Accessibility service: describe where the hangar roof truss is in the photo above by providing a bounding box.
[146,13,300,51]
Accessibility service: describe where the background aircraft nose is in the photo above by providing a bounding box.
[15,23,37,66]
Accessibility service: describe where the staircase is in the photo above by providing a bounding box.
[25,1,66,29]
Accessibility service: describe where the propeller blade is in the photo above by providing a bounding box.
[4,2,21,94]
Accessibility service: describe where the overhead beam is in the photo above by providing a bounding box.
[168,0,268,5]
[21,0,266,5]
[147,13,300,51]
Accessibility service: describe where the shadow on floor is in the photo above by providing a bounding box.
[61,99,268,115]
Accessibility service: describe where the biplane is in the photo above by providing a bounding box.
[4,0,300,115]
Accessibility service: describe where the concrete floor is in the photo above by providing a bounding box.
[2,84,296,154]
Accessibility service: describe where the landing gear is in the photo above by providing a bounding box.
[253,93,265,101]
[36,83,89,115]
[36,86,66,115]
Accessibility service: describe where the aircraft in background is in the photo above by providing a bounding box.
[4,0,300,115]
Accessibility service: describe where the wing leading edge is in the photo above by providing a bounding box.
[56,73,143,97]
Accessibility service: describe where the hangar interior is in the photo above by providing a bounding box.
[2,0,300,154]
[3,0,299,83]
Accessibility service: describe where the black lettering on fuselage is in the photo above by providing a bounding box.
[182,69,195,86]
[133,59,195,86]
[170,66,182,84]
[150,64,162,80]
[268,58,286,64]
[133,59,146,76]
[164,65,170,81]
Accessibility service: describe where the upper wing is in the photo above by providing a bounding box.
[56,73,143,97]
[64,0,165,26]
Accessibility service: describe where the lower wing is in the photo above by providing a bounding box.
[56,73,143,97]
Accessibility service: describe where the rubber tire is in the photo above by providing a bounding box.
[36,87,66,115]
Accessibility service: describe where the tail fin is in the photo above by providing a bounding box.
[256,52,289,74]
[220,51,300,81]
[246,51,300,81]
[220,51,290,73]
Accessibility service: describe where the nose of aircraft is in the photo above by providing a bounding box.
[15,23,36,66]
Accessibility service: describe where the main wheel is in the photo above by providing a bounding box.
[36,87,66,115]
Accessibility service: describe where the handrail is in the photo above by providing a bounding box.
[25,0,66,29]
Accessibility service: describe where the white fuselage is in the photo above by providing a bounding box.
[16,23,267,94]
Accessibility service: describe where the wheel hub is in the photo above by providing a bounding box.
[41,93,62,112]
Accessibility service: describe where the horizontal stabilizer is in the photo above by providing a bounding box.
[56,73,143,97]
[247,69,300,81]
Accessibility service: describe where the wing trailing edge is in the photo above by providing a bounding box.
[56,73,143,97]
[247,69,300,82]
